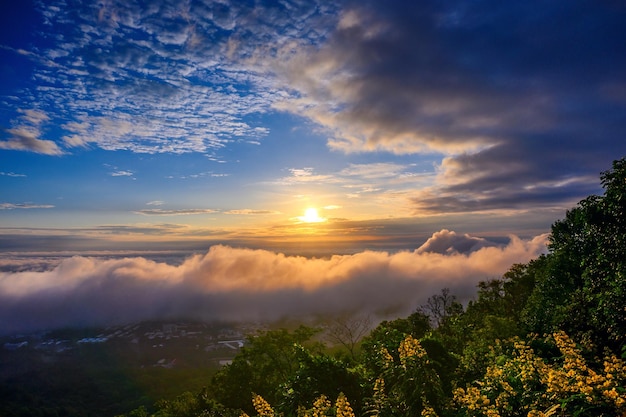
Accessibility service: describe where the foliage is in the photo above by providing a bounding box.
[210,326,322,414]
[524,157,626,353]
[363,335,449,417]
[280,346,367,416]
[360,310,431,376]
[88,159,626,417]
[454,332,626,417]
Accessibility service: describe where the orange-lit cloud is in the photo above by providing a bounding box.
[0,230,548,335]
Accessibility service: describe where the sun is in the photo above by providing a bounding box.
[300,207,325,223]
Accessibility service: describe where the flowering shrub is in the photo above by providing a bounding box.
[454,332,626,417]
[252,394,275,417]
[365,335,446,416]
[244,393,354,417]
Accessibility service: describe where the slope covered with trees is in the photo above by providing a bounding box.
[120,158,625,416]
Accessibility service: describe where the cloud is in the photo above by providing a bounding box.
[0,128,64,155]
[280,167,336,184]
[224,209,281,215]
[416,229,496,254]
[18,109,49,125]
[273,0,626,213]
[110,170,134,177]
[339,163,408,179]
[8,0,337,156]
[0,203,55,210]
[0,231,548,334]
[0,172,26,177]
[134,208,218,216]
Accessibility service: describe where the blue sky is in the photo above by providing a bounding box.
[0,0,625,332]
[2,0,624,253]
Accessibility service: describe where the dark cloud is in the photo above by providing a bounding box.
[278,0,626,213]
[0,230,548,335]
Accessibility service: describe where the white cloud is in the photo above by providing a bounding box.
[0,172,27,177]
[416,229,495,254]
[110,170,134,177]
[8,0,338,156]
[0,128,64,155]
[18,109,50,125]
[0,231,548,334]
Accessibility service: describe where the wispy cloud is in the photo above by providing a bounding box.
[0,230,548,334]
[110,170,134,177]
[0,128,64,155]
[134,208,218,216]
[0,172,26,177]
[0,203,55,210]
[280,167,337,185]
[224,209,281,215]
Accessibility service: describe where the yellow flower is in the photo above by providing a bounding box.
[380,347,394,368]
[335,393,355,417]
[421,404,438,417]
[312,394,331,417]
[398,335,427,367]
[252,394,275,417]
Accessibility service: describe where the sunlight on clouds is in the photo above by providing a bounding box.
[0,230,549,334]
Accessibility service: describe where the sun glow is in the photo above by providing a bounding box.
[300,207,325,223]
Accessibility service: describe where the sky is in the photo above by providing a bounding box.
[1,0,625,334]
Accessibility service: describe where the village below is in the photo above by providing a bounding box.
[0,320,266,416]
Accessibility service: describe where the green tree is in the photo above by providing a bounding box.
[210,326,321,414]
[360,311,431,376]
[280,346,366,415]
[524,158,626,353]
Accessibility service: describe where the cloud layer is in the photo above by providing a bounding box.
[275,0,626,213]
[0,230,548,335]
[2,0,337,155]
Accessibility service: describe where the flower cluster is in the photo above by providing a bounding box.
[542,331,626,411]
[335,393,355,417]
[453,385,497,416]
[370,377,386,415]
[398,335,427,367]
[453,332,626,417]
[289,394,355,417]
[379,347,394,368]
[311,394,331,417]
[252,394,275,417]
[420,404,439,417]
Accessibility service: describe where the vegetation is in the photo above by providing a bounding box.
[6,159,626,417]
[115,158,626,417]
